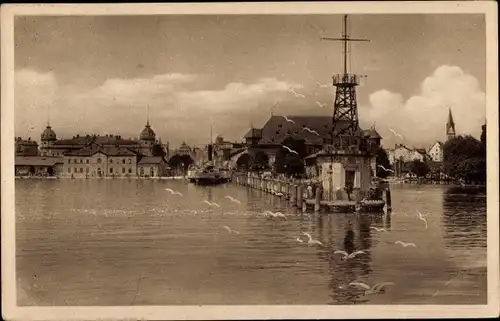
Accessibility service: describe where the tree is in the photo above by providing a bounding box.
[249,151,270,171]
[481,124,486,146]
[152,144,166,157]
[374,146,392,178]
[443,135,486,184]
[274,136,307,177]
[410,159,430,178]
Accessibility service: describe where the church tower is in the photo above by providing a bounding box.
[446,108,456,141]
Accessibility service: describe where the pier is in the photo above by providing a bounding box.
[232,172,386,214]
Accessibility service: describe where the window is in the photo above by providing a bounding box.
[68,159,71,164]
[128,159,132,164]
[86,159,89,164]
[110,167,113,173]
[80,168,84,173]
[122,168,125,174]
[97,158,102,164]
[122,159,125,164]
[110,159,113,164]
[128,168,132,174]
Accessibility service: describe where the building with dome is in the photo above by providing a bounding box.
[40,123,58,156]
[27,120,169,178]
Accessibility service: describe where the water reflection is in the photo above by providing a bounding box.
[442,186,486,248]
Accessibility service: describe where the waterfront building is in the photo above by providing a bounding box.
[62,143,138,178]
[137,156,169,177]
[428,141,444,162]
[15,137,39,156]
[233,115,380,171]
[386,144,427,164]
[15,156,63,176]
[39,121,161,158]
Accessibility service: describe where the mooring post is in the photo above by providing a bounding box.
[385,188,392,213]
[314,186,321,213]
[290,184,297,205]
[297,184,303,208]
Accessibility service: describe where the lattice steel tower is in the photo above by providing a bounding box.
[322,15,369,149]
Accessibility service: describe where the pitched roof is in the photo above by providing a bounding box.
[138,156,165,164]
[54,135,138,146]
[15,156,63,166]
[257,115,359,145]
[244,128,263,139]
[65,143,136,157]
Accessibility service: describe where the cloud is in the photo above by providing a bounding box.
[15,69,59,139]
[14,69,298,145]
[359,65,486,148]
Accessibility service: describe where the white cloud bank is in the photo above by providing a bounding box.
[14,69,299,145]
[359,65,486,148]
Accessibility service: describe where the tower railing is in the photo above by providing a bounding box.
[332,73,359,86]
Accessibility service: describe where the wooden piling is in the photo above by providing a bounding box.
[290,184,297,205]
[385,188,392,213]
[297,184,303,208]
[314,188,321,212]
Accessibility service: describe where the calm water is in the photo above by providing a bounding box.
[15,179,487,305]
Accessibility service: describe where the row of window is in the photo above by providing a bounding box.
[68,167,134,174]
[67,158,133,164]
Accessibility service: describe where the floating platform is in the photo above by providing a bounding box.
[304,199,385,214]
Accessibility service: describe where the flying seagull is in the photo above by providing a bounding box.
[165,188,183,197]
[416,210,428,229]
[203,200,220,208]
[395,240,417,248]
[222,225,240,234]
[388,128,404,139]
[316,101,327,108]
[348,281,395,295]
[289,88,306,98]
[282,145,299,155]
[302,127,320,136]
[316,82,329,88]
[377,165,394,173]
[333,250,366,260]
[282,116,296,124]
[302,232,324,247]
[370,227,388,232]
[225,196,241,204]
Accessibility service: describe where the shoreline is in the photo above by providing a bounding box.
[15,176,186,180]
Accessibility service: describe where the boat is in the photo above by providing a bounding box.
[190,163,231,186]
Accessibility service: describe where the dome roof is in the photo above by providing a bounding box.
[41,125,57,141]
[140,122,156,141]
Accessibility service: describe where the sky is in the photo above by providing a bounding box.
[14,14,486,149]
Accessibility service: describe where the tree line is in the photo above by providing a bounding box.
[375,124,486,184]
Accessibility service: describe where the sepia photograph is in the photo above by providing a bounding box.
[2,2,499,320]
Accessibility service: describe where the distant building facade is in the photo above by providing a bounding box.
[15,137,39,156]
[231,115,381,173]
[39,121,162,157]
[428,141,444,162]
[137,156,169,177]
[15,156,63,176]
[62,143,138,178]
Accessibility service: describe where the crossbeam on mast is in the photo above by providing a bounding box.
[320,15,369,76]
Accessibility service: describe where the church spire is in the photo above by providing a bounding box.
[146,105,150,127]
[446,107,456,140]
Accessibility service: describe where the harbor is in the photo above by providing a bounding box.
[9,8,491,313]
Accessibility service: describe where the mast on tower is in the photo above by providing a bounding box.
[321,14,370,149]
